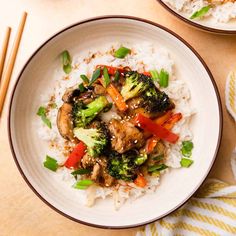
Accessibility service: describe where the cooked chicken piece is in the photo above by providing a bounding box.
[91,163,101,180]
[108,119,144,153]
[98,157,115,187]
[94,83,106,95]
[62,86,80,103]
[81,154,115,187]
[81,153,97,168]
[102,171,115,187]
[57,103,74,141]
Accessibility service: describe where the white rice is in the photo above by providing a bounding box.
[37,43,195,209]
[164,0,236,23]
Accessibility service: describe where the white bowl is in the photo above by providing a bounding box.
[8,16,222,228]
[158,0,236,34]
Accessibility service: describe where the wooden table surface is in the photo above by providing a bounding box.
[0,0,236,235]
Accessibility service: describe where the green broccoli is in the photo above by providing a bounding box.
[121,71,152,101]
[107,150,147,181]
[72,96,109,128]
[141,86,174,114]
[73,122,109,157]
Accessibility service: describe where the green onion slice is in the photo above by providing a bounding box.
[190,6,211,20]
[43,155,58,171]
[114,46,131,59]
[73,179,94,190]
[148,164,168,172]
[114,71,120,82]
[159,69,169,88]
[61,50,72,74]
[103,67,110,87]
[71,169,92,176]
[80,74,89,84]
[37,106,52,129]
[180,158,194,167]
[181,141,194,157]
[78,83,85,92]
[152,154,164,162]
[150,70,159,81]
[89,68,101,86]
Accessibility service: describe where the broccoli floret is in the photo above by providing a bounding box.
[121,71,152,101]
[73,122,109,157]
[141,86,174,114]
[107,150,147,181]
[72,96,109,128]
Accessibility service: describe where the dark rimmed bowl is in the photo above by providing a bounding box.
[158,0,236,34]
[8,16,222,228]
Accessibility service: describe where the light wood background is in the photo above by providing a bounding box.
[0,0,236,235]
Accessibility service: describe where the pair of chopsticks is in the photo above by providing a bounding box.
[0,12,27,116]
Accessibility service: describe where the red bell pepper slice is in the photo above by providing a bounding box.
[64,142,87,169]
[134,114,179,143]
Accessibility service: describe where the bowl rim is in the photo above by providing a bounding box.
[8,15,223,229]
[157,0,236,34]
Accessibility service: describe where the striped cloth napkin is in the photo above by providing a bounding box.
[137,179,236,236]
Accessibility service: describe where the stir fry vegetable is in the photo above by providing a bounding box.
[103,83,128,112]
[73,122,109,157]
[134,113,179,143]
[48,62,192,190]
[43,155,58,171]
[61,50,72,74]
[121,71,152,101]
[64,142,87,169]
[72,96,109,128]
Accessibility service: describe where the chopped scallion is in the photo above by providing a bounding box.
[148,164,168,172]
[61,50,72,74]
[114,71,120,82]
[181,141,194,157]
[43,155,58,171]
[80,74,89,84]
[89,68,101,86]
[152,154,164,162]
[190,6,211,20]
[73,179,94,190]
[78,83,85,92]
[103,67,110,87]
[180,158,193,167]
[150,70,159,81]
[37,106,52,129]
[114,46,131,59]
[159,69,169,88]
[71,169,92,176]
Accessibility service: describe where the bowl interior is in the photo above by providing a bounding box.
[9,17,221,228]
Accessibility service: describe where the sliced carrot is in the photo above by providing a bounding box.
[146,136,159,154]
[163,113,182,130]
[134,175,147,188]
[98,78,127,112]
[154,111,173,125]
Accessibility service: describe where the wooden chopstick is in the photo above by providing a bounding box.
[0,27,11,81]
[0,12,27,116]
